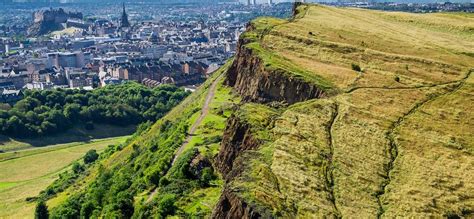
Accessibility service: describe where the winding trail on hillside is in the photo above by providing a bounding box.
[171,74,222,165]
[326,103,341,218]
[147,74,222,203]
[375,70,472,218]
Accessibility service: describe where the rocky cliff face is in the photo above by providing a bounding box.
[225,39,326,105]
[28,8,83,36]
[215,116,260,180]
[212,188,265,219]
[213,111,277,219]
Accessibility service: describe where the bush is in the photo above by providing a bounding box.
[199,167,214,187]
[84,149,99,164]
[158,194,176,216]
[72,162,83,174]
[202,135,222,145]
[394,76,401,83]
[35,201,49,219]
[159,177,170,187]
[351,63,362,72]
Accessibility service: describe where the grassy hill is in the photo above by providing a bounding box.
[36,4,473,218]
[215,4,473,218]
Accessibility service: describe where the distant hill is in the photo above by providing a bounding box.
[27,8,82,36]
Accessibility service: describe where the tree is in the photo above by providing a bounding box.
[84,150,99,164]
[0,83,189,138]
[63,103,81,122]
[35,201,49,219]
[72,162,83,174]
[158,194,176,216]
[200,167,214,187]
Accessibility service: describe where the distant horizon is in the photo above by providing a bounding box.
[2,0,473,4]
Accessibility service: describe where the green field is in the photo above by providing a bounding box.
[0,136,129,219]
[0,124,135,153]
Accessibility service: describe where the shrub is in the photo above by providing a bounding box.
[199,167,214,187]
[159,177,170,187]
[158,194,177,216]
[202,135,222,145]
[72,162,83,174]
[351,63,362,72]
[394,76,401,83]
[35,201,49,219]
[84,149,99,164]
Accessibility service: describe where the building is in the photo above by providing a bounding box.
[0,89,23,104]
[25,81,55,90]
[47,52,86,68]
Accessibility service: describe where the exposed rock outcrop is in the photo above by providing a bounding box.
[215,116,260,180]
[225,38,326,105]
[212,188,268,219]
[189,153,212,178]
[28,8,83,36]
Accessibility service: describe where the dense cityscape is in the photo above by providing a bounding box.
[0,1,293,104]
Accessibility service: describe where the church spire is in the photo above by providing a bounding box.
[120,2,130,28]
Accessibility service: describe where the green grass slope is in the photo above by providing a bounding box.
[41,63,240,218]
[0,136,128,218]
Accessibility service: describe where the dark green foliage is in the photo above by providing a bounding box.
[0,82,189,138]
[395,76,401,83]
[48,117,190,218]
[168,148,198,180]
[72,162,83,174]
[157,194,177,216]
[159,177,170,187]
[351,63,362,72]
[203,135,222,145]
[35,201,49,219]
[84,149,99,164]
[84,121,94,130]
[200,167,215,187]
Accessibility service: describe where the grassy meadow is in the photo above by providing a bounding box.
[0,136,129,218]
[0,124,135,152]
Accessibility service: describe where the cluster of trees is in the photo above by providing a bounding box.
[0,82,189,138]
